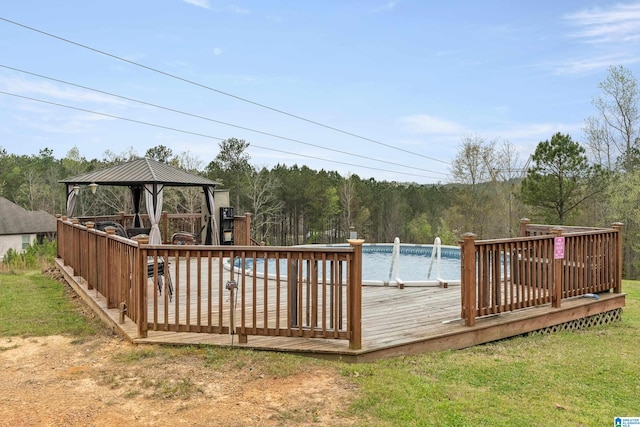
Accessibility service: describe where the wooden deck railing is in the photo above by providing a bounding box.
[139,242,362,348]
[58,215,622,343]
[461,221,623,326]
[56,217,363,349]
[58,219,141,317]
[519,219,613,237]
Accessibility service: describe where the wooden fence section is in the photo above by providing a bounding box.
[519,219,612,237]
[56,217,363,349]
[139,243,362,348]
[58,219,142,320]
[461,222,623,326]
[560,230,619,297]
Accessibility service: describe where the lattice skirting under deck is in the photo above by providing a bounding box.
[528,308,623,336]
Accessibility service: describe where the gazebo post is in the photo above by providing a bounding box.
[137,244,148,338]
[130,185,143,228]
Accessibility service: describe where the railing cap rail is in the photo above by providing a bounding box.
[525,223,612,232]
[140,244,356,253]
[475,227,617,246]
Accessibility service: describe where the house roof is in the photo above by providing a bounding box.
[59,157,220,187]
[0,197,57,235]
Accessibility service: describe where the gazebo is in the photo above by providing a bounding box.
[60,157,221,244]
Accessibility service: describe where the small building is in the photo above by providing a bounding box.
[0,197,56,259]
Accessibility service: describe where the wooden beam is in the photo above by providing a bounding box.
[461,233,477,327]
[348,239,364,350]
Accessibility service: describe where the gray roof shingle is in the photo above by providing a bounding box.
[0,197,57,235]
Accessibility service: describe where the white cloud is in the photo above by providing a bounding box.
[9,109,115,135]
[486,122,579,141]
[553,2,640,74]
[228,4,250,14]
[553,53,639,75]
[0,75,127,106]
[479,121,584,163]
[267,13,283,24]
[213,47,223,56]
[181,1,248,14]
[565,3,640,44]
[398,113,582,155]
[372,2,398,13]
[398,114,466,135]
[183,0,210,10]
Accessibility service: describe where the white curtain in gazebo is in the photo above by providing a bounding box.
[66,184,78,218]
[205,186,220,245]
[144,184,164,244]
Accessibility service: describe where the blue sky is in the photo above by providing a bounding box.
[1,1,640,184]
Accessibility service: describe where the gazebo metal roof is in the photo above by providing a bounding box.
[60,157,219,187]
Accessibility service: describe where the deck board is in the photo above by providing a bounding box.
[56,258,626,362]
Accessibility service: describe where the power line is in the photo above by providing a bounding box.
[0,64,449,177]
[0,16,451,166]
[0,91,446,181]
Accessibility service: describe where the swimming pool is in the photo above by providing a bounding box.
[231,242,461,287]
[361,243,461,285]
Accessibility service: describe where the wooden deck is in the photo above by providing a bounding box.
[57,257,626,362]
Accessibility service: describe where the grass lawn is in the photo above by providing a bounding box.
[2,269,639,426]
[0,269,100,337]
[341,280,640,426]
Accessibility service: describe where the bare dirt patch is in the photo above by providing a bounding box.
[0,335,359,426]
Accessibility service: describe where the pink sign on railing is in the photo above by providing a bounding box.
[554,236,565,260]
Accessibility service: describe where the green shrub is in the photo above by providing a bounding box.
[1,239,57,270]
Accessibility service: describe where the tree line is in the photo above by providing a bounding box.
[2,66,640,277]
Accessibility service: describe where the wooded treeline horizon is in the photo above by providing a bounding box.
[3,65,640,278]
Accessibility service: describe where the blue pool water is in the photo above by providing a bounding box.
[234,243,461,284]
[362,244,460,282]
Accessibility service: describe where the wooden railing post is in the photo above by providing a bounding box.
[162,211,168,243]
[347,238,364,350]
[55,215,62,259]
[245,213,252,246]
[105,228,117,309]
[552,227,563,308]
[71,218,80,272]
[86,222,95,290]
[612,222,624,293]
[229,281,236,335]
[461,233,477,327]
[520,218,530,237]
[64,217,72,266]
[137,244,148,338]
[60,217,66,265]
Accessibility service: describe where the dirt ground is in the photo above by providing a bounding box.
[0,270,360,427]
[0,333,360,426]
